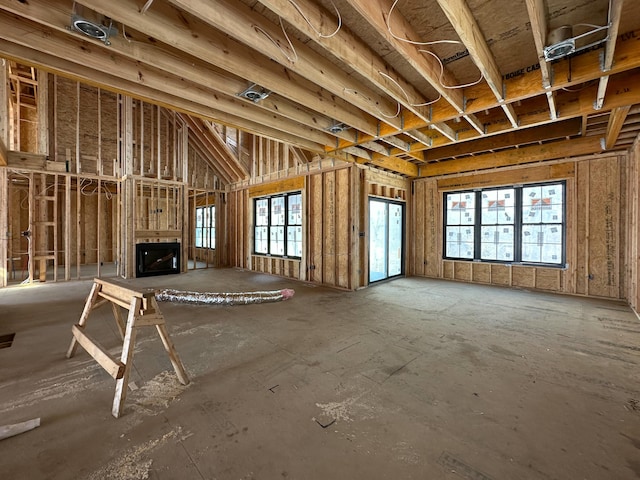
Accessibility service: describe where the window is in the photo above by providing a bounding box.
[195,205,215,249]
[444,182,565,266]
[254,192,302,258]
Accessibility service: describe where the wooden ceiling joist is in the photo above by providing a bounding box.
[254,0,434,133]
[1,0,639,176]
[524,0,558,120]
[0,39,324,153]
[595,0,625,110]
[168,0,403,131]
[72,0,379,136]
[344,0,465,114]
[435,0,520,129]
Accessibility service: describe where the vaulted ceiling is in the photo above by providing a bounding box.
[1,0,640,178]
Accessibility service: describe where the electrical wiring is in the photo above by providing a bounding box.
[418,49,484,89]
[79,178,114,200]
[386,0,462,47]
[378,70,442,107]
[253,17,298,63]
[140,0,155,15]
[386,0,484,91]
[122,23,132,43]
[288,0,342,38]
[343,88,401,119]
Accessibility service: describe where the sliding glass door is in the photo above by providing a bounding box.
[369,198,405,283]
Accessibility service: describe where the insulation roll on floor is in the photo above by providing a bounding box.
[155,288,295,305]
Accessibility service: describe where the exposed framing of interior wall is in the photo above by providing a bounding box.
[4,169,117,285]
[1,65,228,285]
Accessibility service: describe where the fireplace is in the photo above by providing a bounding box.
[136,242,181,277]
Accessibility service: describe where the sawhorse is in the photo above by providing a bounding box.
[67,278,189,418]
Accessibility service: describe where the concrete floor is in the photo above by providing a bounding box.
[1,269,639,479]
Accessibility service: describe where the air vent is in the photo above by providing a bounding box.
[237,84,271,103]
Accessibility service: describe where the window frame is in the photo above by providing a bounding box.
[443,181,566,267]
[195,204,215,250]
[253,191,302,259]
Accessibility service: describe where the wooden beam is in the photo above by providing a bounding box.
[72,0,380,136]
[605,105,631,149]
[369,154,419,177]
[182,114,248,181]
[425,118,582,162]
[201,121,250,176]
[0,39,324,153]
[524,0,558,119]
[255,0,434,128]
[344,0,465,114]
[388,68,640,158]
[436,0,515,127]
[421,136,604,177]
[169,0,403,130]
[595,0,624,110]
[0,11,333,149]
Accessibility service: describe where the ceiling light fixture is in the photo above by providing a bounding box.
[326,122,347,134]
[70,14,117,46]
[543,23,609,62]
[237,84,271,103]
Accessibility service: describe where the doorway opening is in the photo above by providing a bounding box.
[369,198,405,283]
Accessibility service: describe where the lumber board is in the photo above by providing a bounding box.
[248,176,304,197]
[135,229,181,239]
[71,325,125,379]
[0,418,40,441]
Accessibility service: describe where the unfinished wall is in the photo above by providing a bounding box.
[625,138,640,311]
[226,161,409,290]
[411,155,627,299]
[1,65,227,285]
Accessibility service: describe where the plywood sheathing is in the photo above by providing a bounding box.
[227,162,408,290]
[411,153,626,299]
[626,138,640,311]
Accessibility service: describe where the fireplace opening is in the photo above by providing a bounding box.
[136,242,181,277]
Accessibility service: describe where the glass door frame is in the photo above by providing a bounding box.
[368,197,406,284]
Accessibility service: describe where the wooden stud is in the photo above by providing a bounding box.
[0,169,7,287]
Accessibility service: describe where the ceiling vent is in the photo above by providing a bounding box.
[237,84,271,103]
[543,24,609,62]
